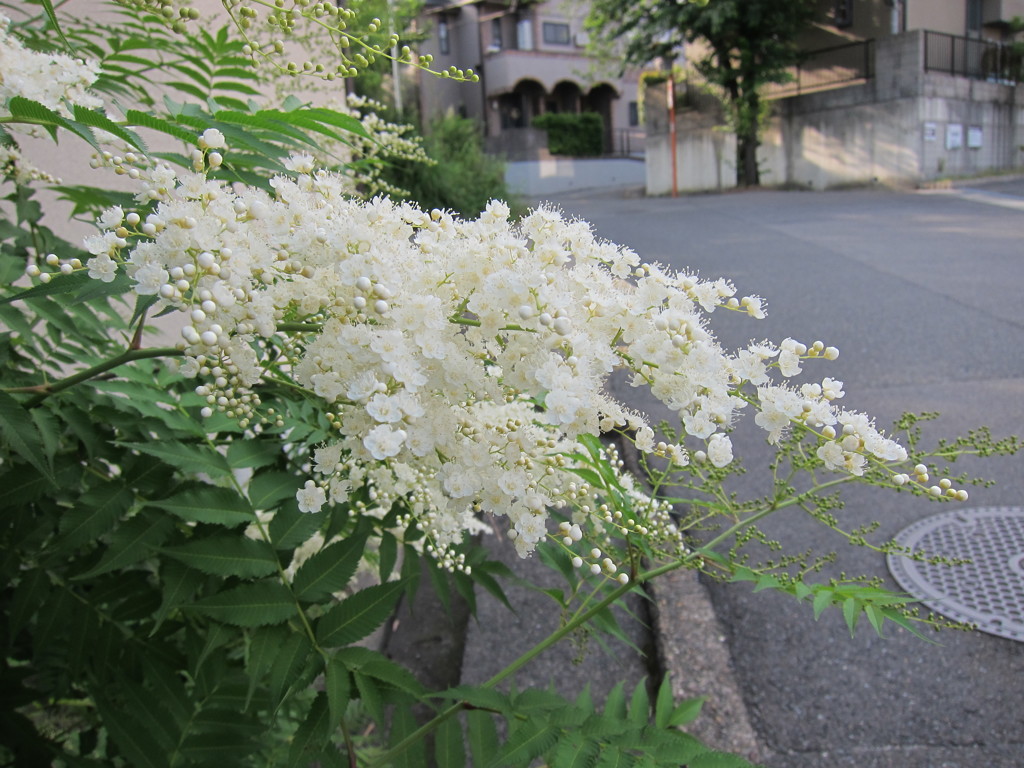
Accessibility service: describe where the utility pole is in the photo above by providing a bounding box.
[389,0,403,114]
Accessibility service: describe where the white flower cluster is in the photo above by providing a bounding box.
[73,144,915,558]
[0,15,102,119]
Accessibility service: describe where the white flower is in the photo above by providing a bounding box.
[707,434,733,468]
[87,253,117,283]
[198,128,226,150]
[363,425,406,460]
[296,480,327,514]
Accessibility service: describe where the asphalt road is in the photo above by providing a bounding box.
[536,181,1024,767]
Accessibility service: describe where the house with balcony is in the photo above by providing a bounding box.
[416,0,644,159]
[646,0,1024,193]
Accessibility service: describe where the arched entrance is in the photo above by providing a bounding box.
[582,82,618,154]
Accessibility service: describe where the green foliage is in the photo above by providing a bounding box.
[381,113,520,217]
[585,0,817,185]
[532,112,605,157]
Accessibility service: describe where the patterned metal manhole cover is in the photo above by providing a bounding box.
[886,507,1024,642]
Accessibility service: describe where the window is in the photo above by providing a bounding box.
[438,17,450,55]
[542,22,571,45]
[491,18,503,51]
[833,0,852,29]
[628,101,639,127]
[516,18,534,50]
[967,0,982,36]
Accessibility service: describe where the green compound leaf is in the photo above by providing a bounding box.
[150,483,254,527]
[120,440,232,476]
[288,692,331,768]
[56,480,133,550]
[248,470,299,510]
[226,438,282,469]
[551,733,600,768]
[389,705,428,768]
[488,717,559,768]
[75,511,175,578]
[435,715,466,768]
[292,530,368,602]
[72,104,145,151]
[316,579,406,647]
[467,710,499,768]
[0,390,55,485]
[324,654,351,729]
[190,580,297,627]
[161,535,279,578]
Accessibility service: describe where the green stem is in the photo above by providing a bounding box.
[19,347,184,407]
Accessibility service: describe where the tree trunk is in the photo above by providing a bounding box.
[737,130,760,187]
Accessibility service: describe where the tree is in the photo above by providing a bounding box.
[586,0,817,186]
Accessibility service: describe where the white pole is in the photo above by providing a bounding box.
[389,0,403,114]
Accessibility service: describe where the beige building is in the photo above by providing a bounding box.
[645,0,1024,193]
[416,0,644,159]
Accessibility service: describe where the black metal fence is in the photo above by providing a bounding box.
[924,30,1022,84]
[764,39,875,99]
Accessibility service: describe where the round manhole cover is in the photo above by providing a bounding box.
[886,507,1024,642]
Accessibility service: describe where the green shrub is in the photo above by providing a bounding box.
[532,112,604,156]
[382,113,522,217]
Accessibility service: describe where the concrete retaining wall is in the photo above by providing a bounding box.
[647,30,1024,194]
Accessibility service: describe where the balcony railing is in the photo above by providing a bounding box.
[924,30,1022,84]
[763,39,875,99]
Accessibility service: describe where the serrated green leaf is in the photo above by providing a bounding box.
[288,692,331,768]
[603,680,627,719]
[9,568,50,637]
[0,390,55,484]
[268,498,322,550]
[627,680,649,730]
[753,574,780,593]
[812,588,833,620]
[125,109,199,144]
[379,531,398,581]
[162,535,279,578]
[316,579,404,647]
[595,749,636,768]
[151,483,254,526]
[268,631,314,707]
[75,511,175,578]
[552,734,600,768]
[226,439,282,469]
[249,470,299,510]
[489,718,559,768]
[293,531,367,601]
[92,693,169,768]
[354,670,384,726]
[388,704,427,768]
[72,105,145,151]
[190,580,297,627]
[40,0,73,51]
[112,676,180,751]
[435,685,509,713]
[864,604,886,636]
[325,654,350,729]
[178,731,261,762]
[336,647,424,697]
[121,440,232,476]
[843,597,860,636]
[245,625,287,707]
[668,696,706,727]
[434,714,466,768]
[57,480,132,549]
[467,709,498,768]
[654,676,673,729]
